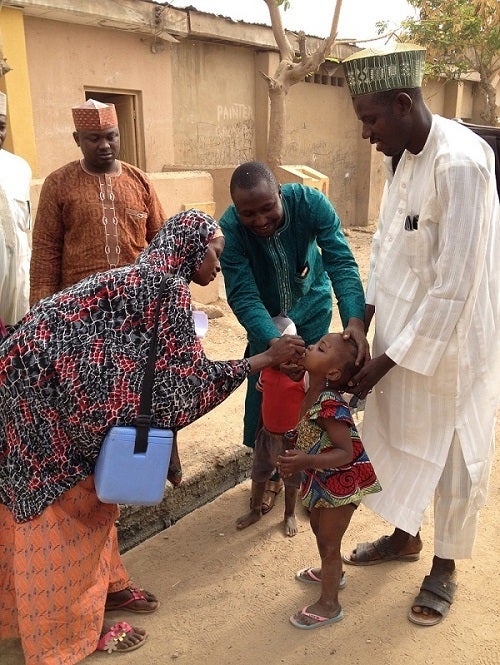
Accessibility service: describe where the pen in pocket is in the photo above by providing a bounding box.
[404,214,419,231]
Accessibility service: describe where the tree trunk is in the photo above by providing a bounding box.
[266,64,292,169]
[263,0,343,167]
[478,78,498,127]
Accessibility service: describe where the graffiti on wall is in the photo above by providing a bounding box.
[287,137,358,185]
[178,103,255,166]
[216,104,253,123]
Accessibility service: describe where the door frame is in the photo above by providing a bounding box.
[83,88,146,170]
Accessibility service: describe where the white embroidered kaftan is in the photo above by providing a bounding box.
[362,115,500,536]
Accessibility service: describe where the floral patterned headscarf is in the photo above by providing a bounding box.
[138,208,219,280]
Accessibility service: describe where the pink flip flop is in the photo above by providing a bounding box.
[295,567,347,589]
[290,606,344,630]
[105,586,159,614]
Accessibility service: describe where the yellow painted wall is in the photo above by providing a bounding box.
[0,7,38,175]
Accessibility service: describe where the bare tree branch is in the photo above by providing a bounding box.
[262,1,344,167]
[263,0,294,60]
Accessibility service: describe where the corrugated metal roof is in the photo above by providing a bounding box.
[147,0,330,40]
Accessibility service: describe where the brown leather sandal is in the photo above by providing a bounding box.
[261,478,284,514]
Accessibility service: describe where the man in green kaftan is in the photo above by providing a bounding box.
[220,162,367,503]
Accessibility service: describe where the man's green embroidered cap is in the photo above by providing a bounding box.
[343,44,426,97]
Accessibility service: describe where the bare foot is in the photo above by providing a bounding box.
[284,514,298,537]
[97,620,147,653]
[236,509,262,530]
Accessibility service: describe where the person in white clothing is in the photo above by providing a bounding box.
[0,91,32,326]
[341,44,500,626]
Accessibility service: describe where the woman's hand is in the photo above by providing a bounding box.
[267,335,305,365]
[247,335,305,375]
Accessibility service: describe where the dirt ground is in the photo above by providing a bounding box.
[2,226,498,665]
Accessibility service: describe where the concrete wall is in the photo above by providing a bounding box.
[29,169,214,225]
[460,82,475,121]
[167,39,374,225]
[169,40,256,169]
[286,79,371,226]
[24,16,174,176]
[424,79,448,115]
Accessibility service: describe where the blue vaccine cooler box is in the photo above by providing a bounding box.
[94,426,174,505]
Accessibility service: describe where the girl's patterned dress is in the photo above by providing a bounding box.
[296,389,381,510]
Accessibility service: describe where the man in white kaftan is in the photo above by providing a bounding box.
[363,114,499,547]
[341,44,500,627]
[0,92,32,325]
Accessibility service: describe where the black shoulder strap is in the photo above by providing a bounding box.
[134,274,168,454]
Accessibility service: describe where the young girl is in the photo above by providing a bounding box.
[277,332,381,629]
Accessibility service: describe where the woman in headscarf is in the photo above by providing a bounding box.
[0,209,304,665]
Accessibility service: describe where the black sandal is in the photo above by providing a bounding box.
[408,573,457,626]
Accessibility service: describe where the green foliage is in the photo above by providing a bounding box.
[275,0,291,9]
[401,0,499,80]
[376,20,390,35]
